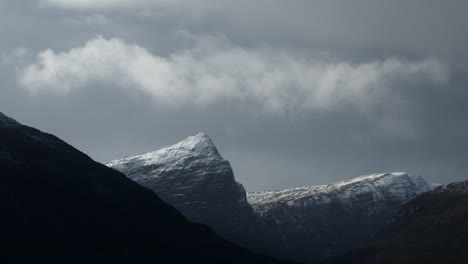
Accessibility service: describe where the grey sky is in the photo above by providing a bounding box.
[1,0,468,191]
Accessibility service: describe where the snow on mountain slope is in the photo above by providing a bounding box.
[325,180,468,264]
[107,133,438,262]
[248,172,436,215]
[107,133,232,180]
[106,133,260,249]
[434,180,468,194]
[247,172,438,262]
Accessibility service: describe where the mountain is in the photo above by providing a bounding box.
[106,133,260,250]
[0,112,282,263]
[324,180,468,264]
[108,133,437,262]
[249,172,437,262]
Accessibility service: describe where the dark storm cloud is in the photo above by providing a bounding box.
[1,0,468,191]
[37,0,468,63]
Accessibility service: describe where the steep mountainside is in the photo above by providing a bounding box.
[107,133,260,250]
[324,180,468,264]
[108,133,438,262]
[0,112,282,263]
[249,172,437,262]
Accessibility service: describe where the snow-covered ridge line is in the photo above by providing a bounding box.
[247,172,437,206]
[436,180,468,194]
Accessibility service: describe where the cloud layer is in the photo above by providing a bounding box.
[40,0,202,10]
[2,1,467,190]
[19,36,449,115]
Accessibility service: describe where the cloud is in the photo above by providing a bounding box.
[41,0,150,9]
[34,1,468,66]
[1,47,29,66]
[19,36,449,115]
[64,14,110,26]
[39,0,224,19]
[39,0,196,10]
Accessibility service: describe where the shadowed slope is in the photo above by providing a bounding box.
[324,180,468,264]
[0,112,283,263]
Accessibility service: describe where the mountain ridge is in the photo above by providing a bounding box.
[0,112,20,127]
[324,179,468,264]
[0,113,282,263]
[108,133,438,262]
[248,171,437,261]
[248,172,437,210]
[106,132,259,251]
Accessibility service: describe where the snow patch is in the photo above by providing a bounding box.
[248,172,437,211]
[106,133,228,176]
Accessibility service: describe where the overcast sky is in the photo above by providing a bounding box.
[1,0,468,191]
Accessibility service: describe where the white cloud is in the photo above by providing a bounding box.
[19,36,449,115]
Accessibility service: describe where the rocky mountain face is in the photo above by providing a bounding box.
[0,113,281,263]
[249,172,437,262]
[325,180,468,264]
[108,133,438,262]
[106,133,261,250]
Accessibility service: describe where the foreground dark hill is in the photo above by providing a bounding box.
[324,180,468,264]
[0,112,282,263]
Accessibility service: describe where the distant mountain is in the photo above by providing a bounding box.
[108,133,437,262]
[0,113,282,263]
[324,180,468,264]
[107,133,260,250]
[249,172,437,262]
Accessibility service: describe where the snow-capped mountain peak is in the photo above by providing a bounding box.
[107,133,227,175]
[106,133,257,248]
[169,132,221,158]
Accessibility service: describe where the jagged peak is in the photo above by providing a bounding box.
[349,172,408,181]
[0,112,21,127]
[107,133,225,169]
[146,132,221,159]
[175,132,219,156]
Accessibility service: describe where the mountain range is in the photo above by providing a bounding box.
[107,133,439,262]
[3,111,467,263]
